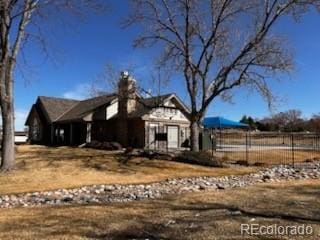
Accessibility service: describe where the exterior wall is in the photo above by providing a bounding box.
[48,122,86,146]
[92,108,105,120]
[163,99,175,107]
[27,107,48,144]
[143,103,190,150]
[91,119,118,143]
[28,110,42,142]
[144,120,190,150]
[83,108,105,121]
[82,101,118,122]
[118,75,136,115]
[106,101,118,120]
[148,107,189,122]
[128,119,145,148]
[117,73,137,146]
[71,123,87,145]
[91,118,144,148]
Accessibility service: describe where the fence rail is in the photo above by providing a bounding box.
[202,130,320,166]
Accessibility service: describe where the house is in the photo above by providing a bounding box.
[25,72,191,150]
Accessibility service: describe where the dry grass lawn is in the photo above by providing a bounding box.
[214,150,320,165]
[0,180,319,239]
[0,145,255,195]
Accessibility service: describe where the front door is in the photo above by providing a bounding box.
[167,126,179,148]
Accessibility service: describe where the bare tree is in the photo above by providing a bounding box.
[124,0,319,151]
[0,0,107,171]
[265,109,303,131]
[90,62,171,98]
[283,109,303,131]
[308,114,320,133]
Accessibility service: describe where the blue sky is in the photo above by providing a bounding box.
[14,2,320,130]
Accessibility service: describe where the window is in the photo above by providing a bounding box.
[59,129,65,142]
[32,118,40,140]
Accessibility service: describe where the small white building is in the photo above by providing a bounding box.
[15,131,28,144]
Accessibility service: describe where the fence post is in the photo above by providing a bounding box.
[211,129,214,158]
[291,133,295,167]
[246,132,249,163]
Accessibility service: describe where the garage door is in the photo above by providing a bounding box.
[167,126,178,148]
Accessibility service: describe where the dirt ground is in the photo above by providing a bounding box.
[0,180,319,239]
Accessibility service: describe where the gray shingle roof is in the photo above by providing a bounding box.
[56,94,117,122]
[38,96,79,123]
[128,93,174,118]
[34,92,188,124]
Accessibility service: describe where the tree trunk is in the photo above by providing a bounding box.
[0,102,15,171]
[190,119,200,151]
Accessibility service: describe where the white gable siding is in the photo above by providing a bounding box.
[164,99,175,107]
[82,101,118,121]
[106,101,118,120]
[83,112,93,122]
[148,107,189,122]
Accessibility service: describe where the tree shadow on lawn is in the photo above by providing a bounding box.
[0,203,239,240]
[262,183,320,198]
[16,147,151,174]
[15,146,226,178]
[2,182,320,240]
[0,202,315,240]
[171,202,320,223]
[3,150,320,238]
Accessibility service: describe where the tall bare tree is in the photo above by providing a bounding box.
[90,63,170,99]
[0,0,106,171]
[125,0,319,151]
[308,114,320,133]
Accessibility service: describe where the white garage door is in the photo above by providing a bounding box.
[167,126,179,148]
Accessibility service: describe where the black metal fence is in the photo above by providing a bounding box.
[202,130,320,166]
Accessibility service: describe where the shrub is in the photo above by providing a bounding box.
[174,151,223,167]
[235,160,249,166]
[135,150,174,160]
[85,141,101,149]
[110,142,122,150]
[101,142,112,150]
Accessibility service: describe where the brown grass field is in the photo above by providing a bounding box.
[205,131,320,165]
[0,179,319,239]
[214,131,320,146]
[213,150,320,165]
[0,145,255,195]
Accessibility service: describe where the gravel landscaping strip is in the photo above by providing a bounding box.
[1,161,319,208]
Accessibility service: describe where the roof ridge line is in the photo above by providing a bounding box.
[54,101,83,122]
[39,95,80,102]
[55,94,118,122]
[79,93,117,102]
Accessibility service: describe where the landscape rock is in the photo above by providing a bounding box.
[0,161,319,208]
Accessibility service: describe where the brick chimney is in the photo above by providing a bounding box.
[117,71,137,146]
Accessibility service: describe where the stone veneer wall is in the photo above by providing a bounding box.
[117,72,137,147]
